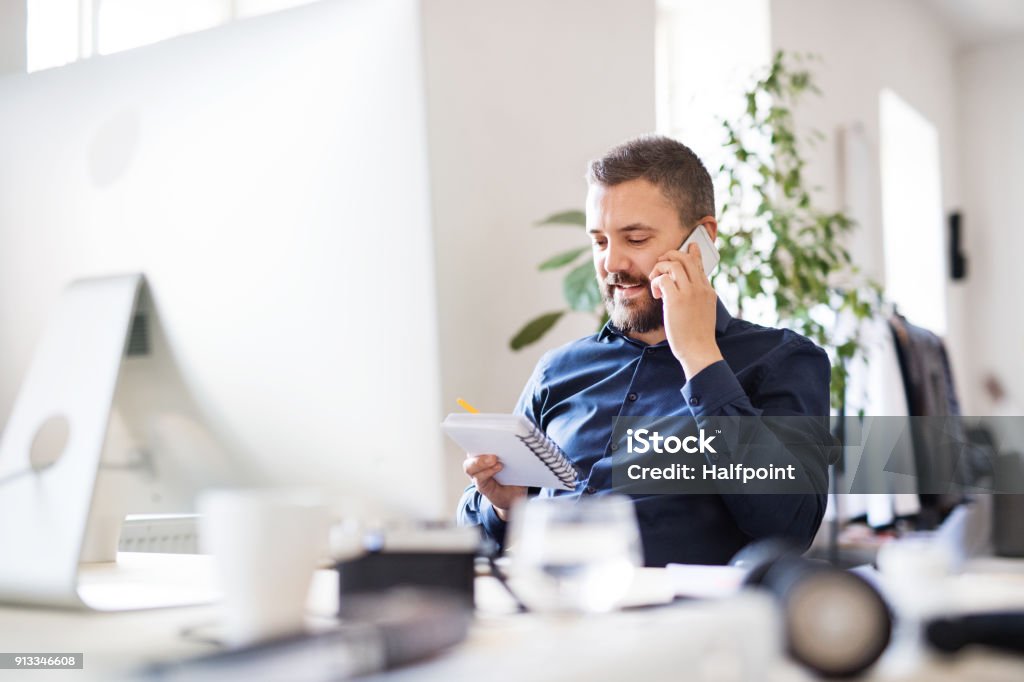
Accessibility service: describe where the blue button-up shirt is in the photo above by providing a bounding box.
[457,299,831,566]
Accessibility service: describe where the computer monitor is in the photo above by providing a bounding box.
[0,0,445,577]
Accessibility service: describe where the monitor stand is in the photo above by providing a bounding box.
[0,274,232,610]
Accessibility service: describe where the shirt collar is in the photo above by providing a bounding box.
[598,297,733,342]
[714,297,733,334]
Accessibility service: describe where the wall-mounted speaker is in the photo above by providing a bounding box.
[950,212,968,280]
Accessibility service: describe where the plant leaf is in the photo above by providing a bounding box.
[536,210,586,227]
[510,311,565,350]
[538,247,588,271]
[563,261,602,312]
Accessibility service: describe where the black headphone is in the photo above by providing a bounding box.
[730,539,893,678]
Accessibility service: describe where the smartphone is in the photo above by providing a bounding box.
[679,224,720,276]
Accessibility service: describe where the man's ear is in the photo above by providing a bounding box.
[699,216,719,243]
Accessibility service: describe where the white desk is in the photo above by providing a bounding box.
[1,554,1023,681]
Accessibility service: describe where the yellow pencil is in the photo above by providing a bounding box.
[456,397,480,414]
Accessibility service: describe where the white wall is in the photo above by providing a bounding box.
[0,0,26,74]
[422,0,657,509]
[769,0,972,409]
[957,41,1024,414]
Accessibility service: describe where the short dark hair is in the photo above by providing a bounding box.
[587,134,714,227]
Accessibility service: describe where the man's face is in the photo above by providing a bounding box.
[586,178,687,334]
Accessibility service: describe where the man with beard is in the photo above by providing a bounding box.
[457,135,831,566]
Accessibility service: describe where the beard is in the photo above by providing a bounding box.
[600,273,664,334]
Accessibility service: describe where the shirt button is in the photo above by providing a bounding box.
[627,392,638,402]
[646,348,656,354]
[689,396,700,406]
[585,486,597,495]
[610,443,619,451]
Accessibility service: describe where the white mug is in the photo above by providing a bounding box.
[198,488,329,647]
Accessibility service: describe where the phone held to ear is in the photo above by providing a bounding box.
[679,224,720,276]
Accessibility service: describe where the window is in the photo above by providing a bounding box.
[27,0,317,73]
[26,0,82,73]
[96,0,231,57]
[656,0,773,323]
[656,0,771,176]
[879,89,947,334]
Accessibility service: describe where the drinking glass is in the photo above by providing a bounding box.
[509,494,642,613]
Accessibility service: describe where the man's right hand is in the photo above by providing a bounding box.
[463,454,527,521]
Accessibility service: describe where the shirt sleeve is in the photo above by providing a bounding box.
[454,354,549,549]
[456,484,509,547]
[679,339,832,549]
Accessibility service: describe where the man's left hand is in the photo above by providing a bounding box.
[650,243,724,378]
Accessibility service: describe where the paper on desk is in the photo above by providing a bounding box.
[665,564,747,598]
[619,568,677,608]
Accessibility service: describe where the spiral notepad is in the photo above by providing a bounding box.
[442,413,578,491]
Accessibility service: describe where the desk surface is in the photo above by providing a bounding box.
[1,555,1023,681]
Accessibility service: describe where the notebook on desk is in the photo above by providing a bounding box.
[442,414,578,491]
